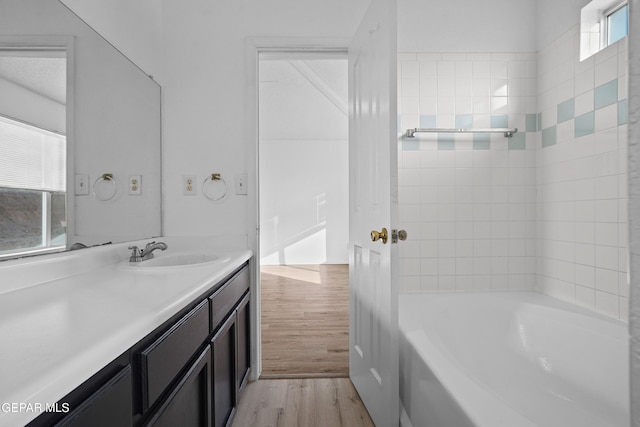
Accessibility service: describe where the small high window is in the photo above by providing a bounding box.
[580,0,628,61]
[606,2,629,46]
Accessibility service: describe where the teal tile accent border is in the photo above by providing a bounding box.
[438,134,455,150]
[575,111,595,138]
[402,140,420,151]
[473,133,490,150]
[455,114,473,129]
[542,126,557,147]
[618,99,628,125]
[557,98,575,123]
[490,115,508,128]
[420,114,437,128]
[595,79,618,110]
[537,112,542,131]
[526,114,537,132]
[508,132,526,150]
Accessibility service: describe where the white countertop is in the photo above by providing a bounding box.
[0,238,252,427]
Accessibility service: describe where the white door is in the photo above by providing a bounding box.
[348,0,398,425]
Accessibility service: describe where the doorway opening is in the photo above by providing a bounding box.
[258,51,349,378]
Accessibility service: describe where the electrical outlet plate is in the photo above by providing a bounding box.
[183,175,197,195]
[129,175,142,195]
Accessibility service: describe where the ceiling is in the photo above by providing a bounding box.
[0,55,66,105]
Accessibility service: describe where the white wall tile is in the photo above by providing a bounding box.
[576,264,595,287]
[402,60,419,79]
[595,104,619,132]
[594,56,618,86]
[397,45,627,320]
[595,245,619,271]
[420,276,439,292]
[575,285,596,309]
[438,276,455,292]
[419,79,438,97]
[575,67,595,95]
[400,276,421,293]
[595,290,619,318]
[575,90,594,116]
[420,258,438,275]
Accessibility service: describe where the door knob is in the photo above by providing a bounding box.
[398,229,407,241]
[371,228,388,244]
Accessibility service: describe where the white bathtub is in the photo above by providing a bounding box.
[399,292,630,427]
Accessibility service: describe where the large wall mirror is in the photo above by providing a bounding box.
[0,0,161,259]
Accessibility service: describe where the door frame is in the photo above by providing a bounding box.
[245,38,350,380]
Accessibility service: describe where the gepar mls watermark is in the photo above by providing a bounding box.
[1,402,70,414]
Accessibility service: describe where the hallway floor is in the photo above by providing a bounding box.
[260,264,349,377]
[231,378,374,427]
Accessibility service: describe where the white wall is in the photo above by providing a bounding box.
[397,0,537,53]
[259,58,349,265]
[260,140,348,265]
[536,0,591,50]
[59,0,163,82]
[160,0,369,242]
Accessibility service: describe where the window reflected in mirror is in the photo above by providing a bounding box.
[0,49,66,258]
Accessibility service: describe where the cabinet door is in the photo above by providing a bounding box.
[236,293,250,395]
[145,347,212,427]
[55,366,132,427]
[211,313,237,427]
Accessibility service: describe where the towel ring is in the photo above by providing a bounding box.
[93,173,118,201]
[202,173,227,202]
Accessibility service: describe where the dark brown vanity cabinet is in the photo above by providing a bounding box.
[140,300,210,412]
[54,366,133,427]
[144,262,250,427]
[211,314,237,427]
[236,293,251,394]
[209,263,250,427]
[28,261,251,427]
[144,347,212,427]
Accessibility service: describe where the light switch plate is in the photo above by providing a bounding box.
[235,173,248,195]
[75,174,89,195]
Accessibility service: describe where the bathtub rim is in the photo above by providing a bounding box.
[398,291,630,427]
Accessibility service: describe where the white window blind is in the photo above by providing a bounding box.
[0,115,66,192]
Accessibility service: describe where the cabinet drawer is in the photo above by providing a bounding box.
[55,366,132,427]
[209,266,249,332]
[141,300,209,411]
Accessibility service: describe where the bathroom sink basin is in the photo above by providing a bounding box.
[120,252,228,270]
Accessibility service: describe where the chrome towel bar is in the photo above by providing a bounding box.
[404,127,518,138]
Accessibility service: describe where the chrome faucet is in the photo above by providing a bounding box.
[128,241,168,262]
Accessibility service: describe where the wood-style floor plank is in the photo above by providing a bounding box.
[231,378,374,427]
[260,264,349,377]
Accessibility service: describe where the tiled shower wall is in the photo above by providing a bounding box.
[397,30,629,321]
[397,52,539,293]
[537,27,629,321]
